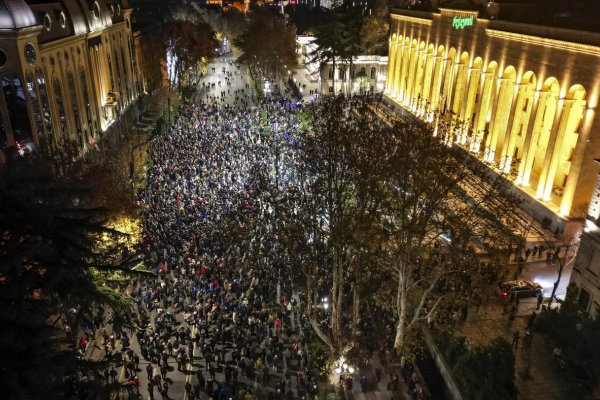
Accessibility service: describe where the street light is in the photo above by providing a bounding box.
[334,357,355,376]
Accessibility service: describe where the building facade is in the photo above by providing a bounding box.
[320,56,388,95]
[296,35,387,97]
[385,8,600,233]
[571,163,600,318]
[0,0,139,161]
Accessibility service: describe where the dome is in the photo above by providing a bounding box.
[0,0,37,29]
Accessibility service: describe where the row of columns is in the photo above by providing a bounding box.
[384,34,590,217]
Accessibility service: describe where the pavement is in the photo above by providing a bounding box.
[343,353,406,400]
[509,253,573,301]
[195,54,255,106]
[455,286,568,400]
[341,253,572,400]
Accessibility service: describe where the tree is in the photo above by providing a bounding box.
[375,113,522,353]
[539,229,583,306]
[452,338,517,400]
[0,157,152,399]
[310,8,347,95]
[270,96,397,360]
[340,6,364,94]
[163,19,217,91]
[360,0,390,55]
[233,6,298,88]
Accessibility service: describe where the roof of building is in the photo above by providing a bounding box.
[0,0,37,29]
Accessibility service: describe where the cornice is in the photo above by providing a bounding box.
[486,29,600,56]
[438,8,479,18]
[391,14,432,26]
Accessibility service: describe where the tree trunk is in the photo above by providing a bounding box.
[332,56,336,95]
[306,272,334,351]
[330,247,342,350]
[394,259,407,351]
[352,282,360,338]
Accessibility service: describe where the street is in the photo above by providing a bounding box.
[195,53,255,106]
[84,54,310,400]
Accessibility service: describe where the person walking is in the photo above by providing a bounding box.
[526,311,537,331]
[360,375,368,394]
[512,331,520,350]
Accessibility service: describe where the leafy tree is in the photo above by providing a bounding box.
[452,338,517,400]
[360,0,390,55]
[375,113,522,353]
[163,19,217,91]
[310,8,348,94]
[0,158,151,399]
[536,296,600,397]
[340,6,365,93]
[270,96,397,359]
[220,8,247,41]
[233,6,298,86]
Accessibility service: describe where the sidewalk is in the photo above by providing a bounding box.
[455,295,568,400]
[344,352,421,400]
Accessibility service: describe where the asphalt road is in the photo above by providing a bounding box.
[196,53,255,106]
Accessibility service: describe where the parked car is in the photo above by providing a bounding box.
[499,280,543,299]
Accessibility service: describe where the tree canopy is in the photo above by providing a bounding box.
[259,95,523,362]
[0,158,151,399]
[163,18,217,90]
[233,6,298,85]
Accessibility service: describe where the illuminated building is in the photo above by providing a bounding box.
[385,8,600,233]
[320,56,387,95]
[0,0,139,161]
[297,35,387,96]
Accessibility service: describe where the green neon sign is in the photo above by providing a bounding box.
[452,16,474,30]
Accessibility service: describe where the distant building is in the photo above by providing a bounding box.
[571,161,600,318]
[0,0,140,161]
[296,35,387,97]
[320,56,388,95]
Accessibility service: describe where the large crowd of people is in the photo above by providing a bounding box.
[112,59,320,400]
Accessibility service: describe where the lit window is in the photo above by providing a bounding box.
[93,2,101,19]
[44,13,52,31]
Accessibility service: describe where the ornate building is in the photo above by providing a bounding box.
[0,0,139,161]
[385,8,600,233]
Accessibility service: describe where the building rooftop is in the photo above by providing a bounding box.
[392,0,600,33]
[0,0,37,29]
[391,7,600,48]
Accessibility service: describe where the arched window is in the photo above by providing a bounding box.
[66,71,82,147]
[486,65,516,163]
[36,69,53,137]
[2,75,33,143]
[107,55,115,91]
[502,71,536,173]
[120,46,128,101]
[114,49,122,90]
[370,67,376,79]
[25,72,44,139]
[53,77,66,140]
[79,67,92,133]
